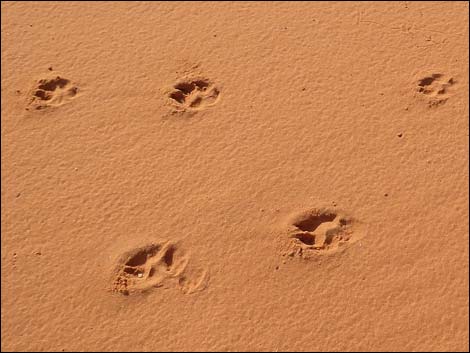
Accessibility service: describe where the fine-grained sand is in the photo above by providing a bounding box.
[1,2,469,351]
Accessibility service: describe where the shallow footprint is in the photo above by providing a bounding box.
[415,73,455,107]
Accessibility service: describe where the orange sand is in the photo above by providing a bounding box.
[1,2,469,351]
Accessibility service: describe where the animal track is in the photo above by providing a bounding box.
[416,73,455,107]
[168,78,220,112]
[282,208,360,258]
[112,242,208,296]
[29,75,79,110]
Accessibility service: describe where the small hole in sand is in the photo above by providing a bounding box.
[190,96,202,108]
[294,233,316,246]
[170,91,185,104]
[192,80,209,90]
[163,246,175,268]
[34,90,52,100]
[293,212,336,232]
[125,251,148,267]
[38,77,70,91]
[174,82,195,95]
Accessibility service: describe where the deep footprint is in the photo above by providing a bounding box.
[29,75,79,110]
[168,77,220,112]
[112,242,208,296]
[284,208,359,257]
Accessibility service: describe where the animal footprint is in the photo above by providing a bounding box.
[112,242,208,296]
[283,208,360,258]
[415,73,455,107]
[168,78,220,112]
[29,75,79,110]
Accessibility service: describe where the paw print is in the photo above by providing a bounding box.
[112,242,208,296]
[416,73,455,107]
[29,75,79,110]
[168,78,220,111]
[281,208,362,258]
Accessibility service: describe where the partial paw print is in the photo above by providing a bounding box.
[112,242,209,296]
[415,73,455,107]
[282,208,361,258]
[28,75,79,110]
[168,77,220,112]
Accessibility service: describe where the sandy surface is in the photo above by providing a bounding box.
[1,2,469,351]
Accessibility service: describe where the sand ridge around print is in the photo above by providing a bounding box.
[1,2,468,352]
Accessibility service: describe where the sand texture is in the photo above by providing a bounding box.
[1,1,469,351]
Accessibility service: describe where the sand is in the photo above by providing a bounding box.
[1,1,469,351]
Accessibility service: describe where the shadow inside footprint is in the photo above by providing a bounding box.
[293,212,336,232]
